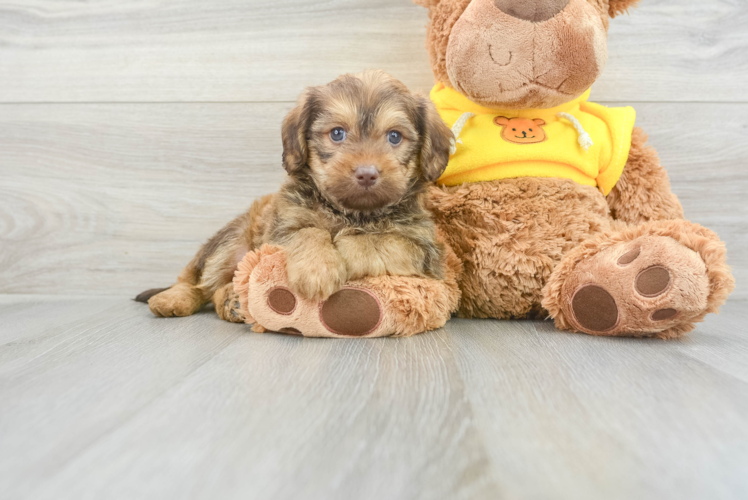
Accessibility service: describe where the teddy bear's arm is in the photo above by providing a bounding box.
[606,127,684,225]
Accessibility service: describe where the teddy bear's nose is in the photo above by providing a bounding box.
[494,0,570,23]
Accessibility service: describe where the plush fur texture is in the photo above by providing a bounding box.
[542,220,733,338]
[233,234,461,338]
[606,127,684,224]
[427,177,612,319]
[411,0,734,337]
[139,71,458,335]
[445,0,608,109]
[418,0,645,108]
[141,0,734,339]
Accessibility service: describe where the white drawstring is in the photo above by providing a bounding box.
[557,112,593,151]
[450,111,593,154]
[449,112,475,155]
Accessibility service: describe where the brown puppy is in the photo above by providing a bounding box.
[136,70,454,323]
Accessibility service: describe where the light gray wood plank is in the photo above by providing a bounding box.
[0,298,499,500]
[0,299,243,499]
[0,0,746,103]
[669,303,748,385]
[1,297,747,499]
[0,102,291,296]
[1,101,746,297]
[446,300,748,500]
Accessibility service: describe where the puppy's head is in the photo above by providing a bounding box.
[282,70,453,212]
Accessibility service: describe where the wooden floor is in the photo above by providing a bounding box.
[2,0,748,498]
[1,296,747,500]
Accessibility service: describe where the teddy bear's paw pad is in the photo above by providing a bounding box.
[267,287,297,315]
[652,308,678,321]
[635,266,671,297]
[564,235,709,336]
[617,247,641,265]
[320,288,383,337]
[571,285,619,333]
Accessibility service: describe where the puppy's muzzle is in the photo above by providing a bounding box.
[354,166,380,188]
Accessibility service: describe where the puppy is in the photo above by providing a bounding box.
[136,70,454,323]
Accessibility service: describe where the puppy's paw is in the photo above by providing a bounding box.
[213,283,246,323]
[148,284,203,318]
[286,250,348,301]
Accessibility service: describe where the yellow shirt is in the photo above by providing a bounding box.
[431,84,636,195]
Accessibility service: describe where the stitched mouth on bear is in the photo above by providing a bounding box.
[488,45,512,66]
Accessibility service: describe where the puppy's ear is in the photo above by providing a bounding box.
[418,97,453,182]
[282,90,316,174]
[608,0,640,18]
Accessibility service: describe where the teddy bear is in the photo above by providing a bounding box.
[235,0,734,339]
[414,0,734,338]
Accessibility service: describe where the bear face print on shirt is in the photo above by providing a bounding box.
[494,116,547,144]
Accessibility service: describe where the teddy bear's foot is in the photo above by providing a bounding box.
[232,244,461,338]
[261,285,385,338]
[542,220,734,339]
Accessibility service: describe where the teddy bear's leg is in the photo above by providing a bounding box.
[542,220,735,339]
[427,178,613,319]
[233,243,462,338]
[606,127,685,224]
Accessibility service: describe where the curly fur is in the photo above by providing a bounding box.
[139,71,455,329]
[542,220,735,339]
[421,0,472,87]
[232,237,461,338]
[427,177,613,319]
[606,127,684,224]
[608,0,641,18]
[412,0,734,337]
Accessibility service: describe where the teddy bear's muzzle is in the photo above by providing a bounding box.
[445,0,607,110]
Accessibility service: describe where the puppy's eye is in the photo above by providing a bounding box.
[388,130,403,146]
[330,128,346,143]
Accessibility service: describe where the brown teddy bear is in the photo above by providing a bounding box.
[413,0,734,338]
[233,0,733,338]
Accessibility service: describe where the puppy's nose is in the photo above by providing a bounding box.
[354,166,379,188]
[494,0,570,22]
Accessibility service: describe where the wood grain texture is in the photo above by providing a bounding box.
[0,298,499,500]
[445,307,748,500]
[0,0,747,103]
[1,1,746,498]
[1,101,746,297]
[0,296,746,499]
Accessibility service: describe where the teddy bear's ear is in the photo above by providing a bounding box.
[412,0,442,8]
[494,117,510,127]
[608,0,641,18]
